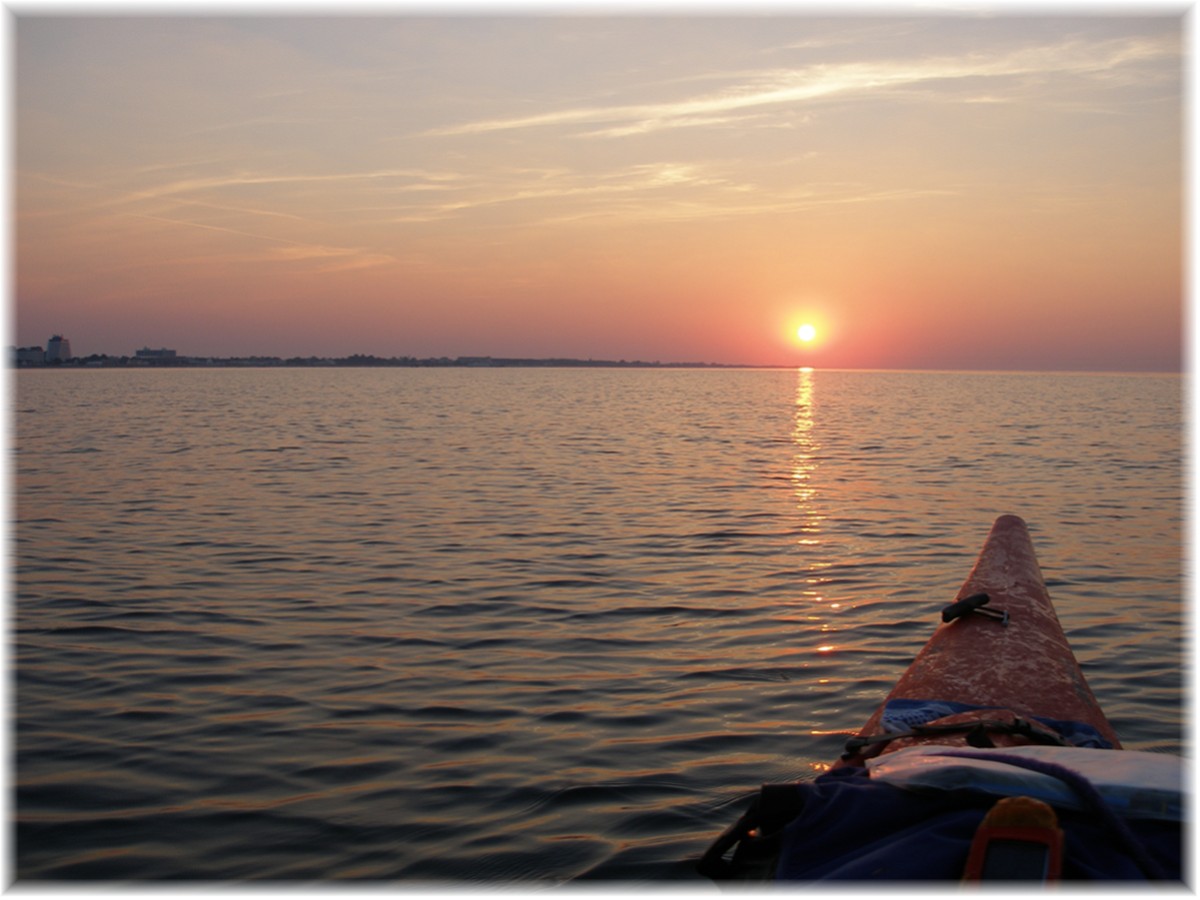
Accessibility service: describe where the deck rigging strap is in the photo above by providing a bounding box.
[842,716,1071,760]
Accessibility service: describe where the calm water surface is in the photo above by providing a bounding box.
[13,368,1183,882]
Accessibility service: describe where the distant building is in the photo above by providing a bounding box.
[14,346,44,365]
[135,347,177,360]
[45,335,72,363]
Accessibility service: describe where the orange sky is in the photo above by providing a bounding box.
[14,11,1184,369]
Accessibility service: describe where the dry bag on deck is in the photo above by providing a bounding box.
[698,760,1183,883]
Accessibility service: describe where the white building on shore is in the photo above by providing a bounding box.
[45,335,72,363]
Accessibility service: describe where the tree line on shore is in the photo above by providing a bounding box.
[16,353,736,369]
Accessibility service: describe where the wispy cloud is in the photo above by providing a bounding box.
[22,168,464,225]
[266,244,396,273]
[424,35,1176,140]
[115,169,465,205]
[579,111,800,139]
[369,161,734,223]
[122,212,396,273]
[534,182,960,227]
[364,158,959,229]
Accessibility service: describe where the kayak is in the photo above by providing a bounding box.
[698,515,1183,883]
[840,514,1120,766]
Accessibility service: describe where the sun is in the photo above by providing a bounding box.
[797,323,817,343]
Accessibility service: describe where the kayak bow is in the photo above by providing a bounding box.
[698,515,1182,883]
[840,513,1120,767]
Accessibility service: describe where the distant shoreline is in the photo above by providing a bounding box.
[11,355,1182,375]
[12,354,755,370]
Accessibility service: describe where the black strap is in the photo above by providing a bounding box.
[843,717,1070,760]
[697,785,806,880]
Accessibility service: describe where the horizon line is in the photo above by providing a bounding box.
[10,349,1183,376]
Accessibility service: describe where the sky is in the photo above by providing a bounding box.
[12,7,1186,369]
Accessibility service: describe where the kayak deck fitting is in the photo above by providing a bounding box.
[698,515,1183,883]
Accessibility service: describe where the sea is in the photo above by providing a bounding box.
[12,367,1185,884]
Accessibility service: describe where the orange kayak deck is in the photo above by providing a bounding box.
[838,515,1120,767]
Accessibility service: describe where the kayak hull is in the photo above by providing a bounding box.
[697,516,1181,883]
[838,514,1120,766]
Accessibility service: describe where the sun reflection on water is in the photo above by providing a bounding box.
[792,367,823,545]
[793,368,849,684]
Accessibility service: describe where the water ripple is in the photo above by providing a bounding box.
[14,368,1182,883]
